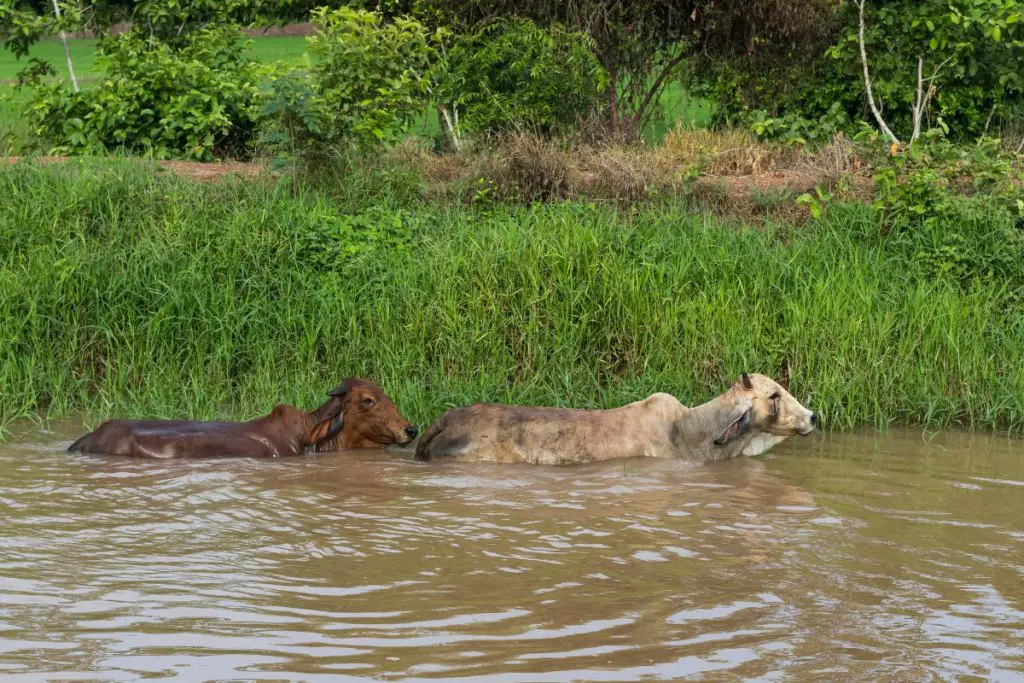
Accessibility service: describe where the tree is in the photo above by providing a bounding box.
[431,18,606,138]
[377,0,835,140]
[835,0,1024,143]
[698,0,1024,143]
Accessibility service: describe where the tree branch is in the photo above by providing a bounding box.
[49,0,79,93]
[911,56,924,142]
[630,48,688,137]
[854,0,898,144]
[438,104,461,151]
[911,55,952,142]
[982,103,997,138]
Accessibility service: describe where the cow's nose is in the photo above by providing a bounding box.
[810,413,818,427]
[405,425,419,439]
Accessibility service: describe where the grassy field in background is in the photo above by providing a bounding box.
[2,159,1021,433]
[0,39,101,85]
[0,36,310,83]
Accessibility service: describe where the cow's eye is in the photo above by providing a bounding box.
[362,398,376,407]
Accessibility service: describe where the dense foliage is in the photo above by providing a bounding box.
[258,7,435,164]
[8,0,1023,149]
[434,18,605,135]
[872,139,1024,294]
[306,7,433,146]
[374,0,836,138]
[22,26,261,160]
[700,0,1024,142]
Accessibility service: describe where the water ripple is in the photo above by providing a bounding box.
[0,427,1022,680]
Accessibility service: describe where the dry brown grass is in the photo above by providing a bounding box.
[478,133,578,202]
[575,145,661,201]
[656,128,791,176]
[793,134,864,184]
[1000,124,1024,157]
[6,129,873,222]
[406,127,872,224]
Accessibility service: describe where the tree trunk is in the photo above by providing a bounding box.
[630,49,688,138]
[50,0,80,93]
[608,85,620,139]
[855,0,898,144]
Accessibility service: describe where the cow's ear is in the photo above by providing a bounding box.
[328,378,355,408]
[714,407,751,446]
[309,413,344,445]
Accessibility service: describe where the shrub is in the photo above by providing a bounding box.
[433,18,606,136]
[827,0,1024,140]
[404,0,836,139]
[873,139,1024,294]
[259,7,435,166]
[307,7,434,147]
[257,64,324,165]
[22,26,261,160]
[287,204,416,273]
[698,0,1024,142]
[744,104,853,148]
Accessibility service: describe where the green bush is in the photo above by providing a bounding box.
[257,65,323,164]
[307,7,434,147]
[22,26,261,160]
[745,104,853,146]
[259,8,435,165]
[433,18,606,135]
[872,138,1024,295]
[690,57,854,133]
[698,0,1024,142]
[286,204,415,273]
[827,0,1024,139]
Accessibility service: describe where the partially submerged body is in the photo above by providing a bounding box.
[67,405,342,459]
[68,377,416,458]
[415,373,816,465]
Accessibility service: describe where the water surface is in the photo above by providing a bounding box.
[1,425,1022,681]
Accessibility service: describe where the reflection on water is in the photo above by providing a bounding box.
[1,425,1022,681]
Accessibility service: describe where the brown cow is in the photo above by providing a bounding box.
[314,377,418,451]
[67,377,416,458]
[415,372,816,465]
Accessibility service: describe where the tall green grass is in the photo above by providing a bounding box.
[1,159,1022,434]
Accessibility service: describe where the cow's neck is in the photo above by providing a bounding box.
[675,392,746,461]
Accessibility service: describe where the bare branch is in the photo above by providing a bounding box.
[982,103,997,138]
[912,55,952,142]
[630,48,688,134]
[854,0,898,144]
[911,56,924,142]
[49,0,79,93]
[438,105,462,151]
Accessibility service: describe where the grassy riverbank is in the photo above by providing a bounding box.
[1,158,1022,434]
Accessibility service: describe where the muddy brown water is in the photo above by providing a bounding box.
[1,425,1022,681]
